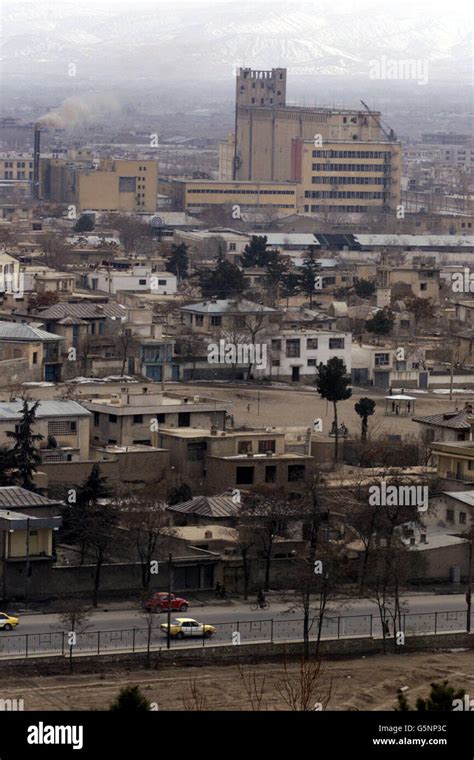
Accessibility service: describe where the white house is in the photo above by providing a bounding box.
[86,265,177,295]
[262,329,352,382]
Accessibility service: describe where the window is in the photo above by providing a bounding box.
[187,441,207,461]
[446,509,454,522]
[236,466,254,485]
[288,464,305,481]
[32,352,38,364]
[139,279,147,285]
[229,243,236,251]
[234,316,245,328]
[329,338,345,350]
[94,412,100,426]
[133,414,143,424]
[211,316,222,326]
[375,353,390,366]
[265,465,277,483]
[48,420,77,436]
[178,412,191,427]
[238,441,252,454]
[109,414,118,423]
[156,413,166,423]
[271,339,281,351]
[307,338,318,350]
[307,359,317,367]
[420,283,427,291]
[459,512,467,524]
[286,339,300,358]
[272,360,280,367]
[195,315,204,326]
[119,176,136,192]
[158,279,166,286]
[258,439,276,454]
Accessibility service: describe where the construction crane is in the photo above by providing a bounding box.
[360,100,397,141]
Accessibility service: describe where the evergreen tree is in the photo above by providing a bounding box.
[354,397,376,441]
[74,214,94,233]
[315,358,352,463]
[110,685,152,711]
[264,252,288,306]
[0,445,16,486]
[354,279,376,298]
[240,236,271,268]
[281,272,301,306]
[63,464,111,564]
[166,243,189,280]
[298,247,321,307]
[365,309,395,341]
[198,260,245,299]
[6,400,43,490]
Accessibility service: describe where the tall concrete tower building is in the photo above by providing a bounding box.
[232,66,386,184]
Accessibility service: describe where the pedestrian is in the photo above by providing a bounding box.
[247,403,251,413]
[215,581,222,598]
[220,584,226,599]
[383,620,390,637]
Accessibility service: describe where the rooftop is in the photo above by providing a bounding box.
[34,302,127,321]
[0,399,91,420]
[167,495,240,518]
[412,410,471,429]
[0,486,63,510]
[0,321,62,343]
[179,298,277,315]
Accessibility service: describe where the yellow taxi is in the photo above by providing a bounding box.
[160,617,216,640]
[0,612,19,631]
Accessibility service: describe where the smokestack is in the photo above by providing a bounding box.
[33,127,41,200]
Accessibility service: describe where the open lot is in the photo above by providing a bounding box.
[176,382,473,440]
[2,650,472,711]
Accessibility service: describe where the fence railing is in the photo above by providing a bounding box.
[0,609,470,660]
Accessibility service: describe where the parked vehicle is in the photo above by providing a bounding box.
[144,592,189,613]
[160,618,216,639]
[0,612,19,631]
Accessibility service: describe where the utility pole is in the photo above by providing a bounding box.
[467,530,473,633]
[25,517,31,604]
[167,552,172,650]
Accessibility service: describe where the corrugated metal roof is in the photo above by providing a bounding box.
[0,321,62,342]
[167,495,239,518]
[0,399,91,420]
[37,303,127,320]
[180,299,277,314]
[441,491,474,507]
[354,234,474,248]
[412,411,471,429]
[0,487,63,509]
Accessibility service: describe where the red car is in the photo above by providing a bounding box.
[145,592,189,613]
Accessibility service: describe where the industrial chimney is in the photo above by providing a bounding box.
[33,126,41,200]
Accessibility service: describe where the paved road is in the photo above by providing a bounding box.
[2,593,469,634]
[0,594,471,658]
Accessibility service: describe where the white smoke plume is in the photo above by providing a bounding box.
[36,94,120,129]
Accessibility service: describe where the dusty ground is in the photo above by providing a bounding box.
[4,650,473,711]
[177,382,471,440]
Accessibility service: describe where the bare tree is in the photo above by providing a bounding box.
[59,600,91,673]
[276,658,332,711]
[181,678,209,711]
[237,663,267,711]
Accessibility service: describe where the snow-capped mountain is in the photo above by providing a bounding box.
[1,0,472,85]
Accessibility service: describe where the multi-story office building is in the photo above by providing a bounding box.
[232,68,387,184]
[291,138,401,215]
